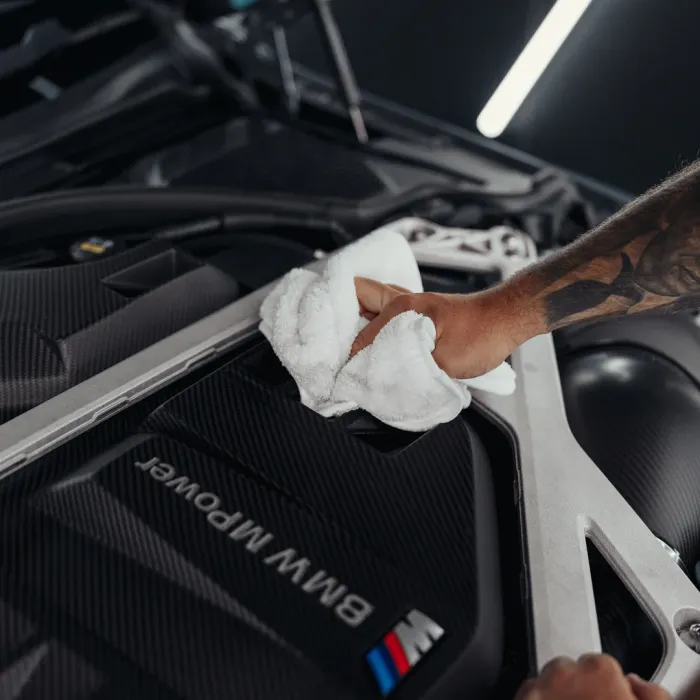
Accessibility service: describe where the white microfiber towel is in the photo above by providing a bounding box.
[259,219,516,432]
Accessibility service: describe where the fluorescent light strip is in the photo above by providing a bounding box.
[476,0,593,138]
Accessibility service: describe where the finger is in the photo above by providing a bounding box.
[538,656,576,684]
[513,679,540,700]
[627,674,671,700]
[387,284,412,295]
[350,303,403,358]
[362,285,410,320]
[354,277,405,316]
[577,652,624,678]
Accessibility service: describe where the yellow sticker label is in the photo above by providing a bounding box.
[79,242,105,254]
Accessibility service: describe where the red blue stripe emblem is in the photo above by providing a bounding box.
[366,631,411,696]
[366,610,444,696]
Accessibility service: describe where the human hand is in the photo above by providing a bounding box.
[350,277,540,379]
[515,655,670,700]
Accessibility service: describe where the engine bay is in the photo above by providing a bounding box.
[2,7,700,694]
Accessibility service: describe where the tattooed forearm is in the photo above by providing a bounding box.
[543,253,645,325]
[508,162,700,332]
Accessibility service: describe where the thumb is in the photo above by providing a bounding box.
[628,674,670,700]
[350,303,405,358]
[354,277,407,317]
[513,679,537,700]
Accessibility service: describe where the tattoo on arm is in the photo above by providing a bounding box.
[544,253,644,325]
[525,162,700,330]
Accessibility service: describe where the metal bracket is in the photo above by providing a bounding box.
[395,218,537,277]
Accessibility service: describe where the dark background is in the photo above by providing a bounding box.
[288,0,700,195]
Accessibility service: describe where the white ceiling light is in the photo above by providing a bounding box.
[476,0,593,138]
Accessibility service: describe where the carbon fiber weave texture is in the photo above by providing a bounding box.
[0,242,240,424]
[0,338,503,699]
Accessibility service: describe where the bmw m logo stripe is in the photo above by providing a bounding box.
[366,632,409,696]
[366,610,445,696]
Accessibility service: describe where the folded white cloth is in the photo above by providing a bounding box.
[259,219,516,432]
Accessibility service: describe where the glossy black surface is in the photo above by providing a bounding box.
[561,344,700,566]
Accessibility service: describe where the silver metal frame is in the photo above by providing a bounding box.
[435,220,700,696]
[2,222,700,693]
[394,217,538,274]
[478,337,700,695]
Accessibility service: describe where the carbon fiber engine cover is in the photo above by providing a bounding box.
[0,242,240,424]
[0,339,503,700]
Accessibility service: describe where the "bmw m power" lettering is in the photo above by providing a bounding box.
[135,457,373,628]
[366,610,445,696]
